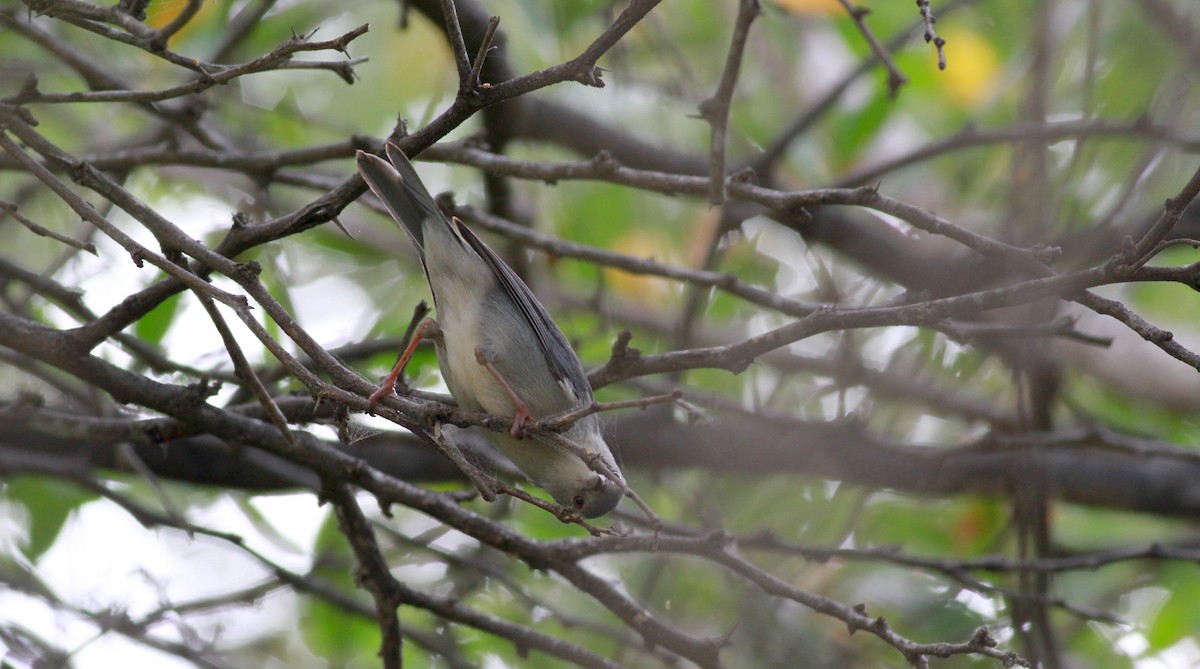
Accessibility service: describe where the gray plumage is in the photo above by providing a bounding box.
[357,145,624,518]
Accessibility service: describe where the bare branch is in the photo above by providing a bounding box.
[697,0,760,205]
[916,0,947,70]
[837,0,908,98]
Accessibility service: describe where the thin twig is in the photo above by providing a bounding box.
[540,390,684,429]
[0,127,246,312]
[197,293,296,444]
[439,0,474,88]
[1128,161,1200,265]
[468,16,502,89]
[837,0,908,98]
[916,0,947,70]
[696,0,760,205]
[423,146,1058,263]
[0,200,97,254]
[14,24,369,104]
[147,0,203,49]
[834,117,1200,187]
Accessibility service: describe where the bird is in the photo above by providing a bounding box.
[356,143,624,518]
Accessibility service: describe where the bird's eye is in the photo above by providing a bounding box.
[572,495,586,509]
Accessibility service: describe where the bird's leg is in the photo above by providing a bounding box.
[474,346,535,438]
[368,319,441,412]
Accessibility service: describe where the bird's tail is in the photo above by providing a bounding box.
[355,143,446,260]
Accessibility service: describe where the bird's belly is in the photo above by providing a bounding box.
[435,291,515,417]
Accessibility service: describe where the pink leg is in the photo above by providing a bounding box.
[474,346,535,438]
[368,319,436,412]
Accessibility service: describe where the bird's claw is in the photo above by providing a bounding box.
[509,407,533,438]
[366,384,394,414]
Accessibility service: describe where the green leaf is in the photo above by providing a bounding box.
[301,512,381,665]
[830,89,892,169]
[1145,563,1200,651]
[133,288,181,347]
[4,476,97,561]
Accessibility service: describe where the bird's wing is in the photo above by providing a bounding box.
[452,217,595,404]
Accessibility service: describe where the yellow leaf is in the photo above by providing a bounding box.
[604,231,678,306]
[936,28,999,108]
[145,0,217,43]
[774,0,842,15]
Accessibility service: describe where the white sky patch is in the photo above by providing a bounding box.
[862,116,930,173]
[0,499,30,559]
[800,26,856,95]
[818,384,866,418]
[1144,638,1200,669]
[37,500,176,614]
[24,490,324,667]
[235,12,360,115]
[861,326,920,368]
[290,273,376,348]
[865,208,923,239]
[187,279,274,368]
[1117,632,1150,658]
[1121,586,1170,626]
[954,589,998,618]
[68,634,196,669]
[245,491,324,542]
[909,413,957,443]
[49,187,246,346]
[745,216,818,296]
[202,493,328,573]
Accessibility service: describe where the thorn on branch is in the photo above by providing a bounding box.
[970,626,997,649]
[1152,329,1174,343]
[388,116,410,146]
[163,247,187,267]
[848,602,869,633]
[0,392,43,428]
[1029,242,1061,263]
[329,61,358,85]
[4,74,41,105]
[331,23,370,53]
[731,166,757,183]
[609,330,641,368]
[727,352,755,375]
[232,260,264,282]
[704,529,733,548]
[590,150,620,175]
[713,622,739,651]
[575,64,606,88]
[186,378,222,404]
